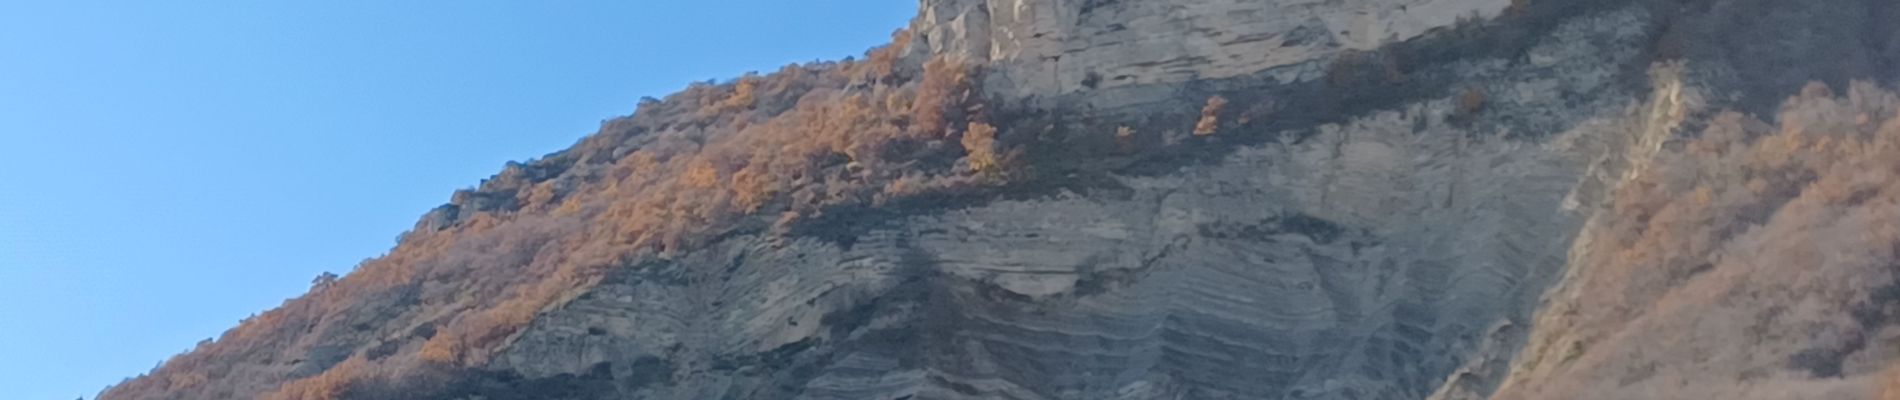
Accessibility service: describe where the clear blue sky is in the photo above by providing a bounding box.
[0,1,915,398]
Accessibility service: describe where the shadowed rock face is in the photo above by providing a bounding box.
[96,0,1900,398]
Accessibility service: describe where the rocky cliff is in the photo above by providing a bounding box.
[97,0,1900,399]
[913,0,1514,98]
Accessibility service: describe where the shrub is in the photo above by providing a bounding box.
[963,122,999,172]
[1194,95,1228,136]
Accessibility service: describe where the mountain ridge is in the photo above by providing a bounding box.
[98,0,1900,399]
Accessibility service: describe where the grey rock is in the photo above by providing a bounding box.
[485,7,1657,399]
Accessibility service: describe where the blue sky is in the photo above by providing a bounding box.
[0,1,915,398]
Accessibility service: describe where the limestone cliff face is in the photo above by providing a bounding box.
[97,0,1900,399]
[463,6,1659,398]
[911,0,1511,97]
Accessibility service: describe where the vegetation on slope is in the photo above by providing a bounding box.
[1496,82,1900,399]
[99,30,1018,400]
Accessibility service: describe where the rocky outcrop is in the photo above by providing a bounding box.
[912,0,1512,98]
[470,7,1657,399]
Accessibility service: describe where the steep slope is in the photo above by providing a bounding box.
[97,0,1900,399]
[1487,82,1900,400]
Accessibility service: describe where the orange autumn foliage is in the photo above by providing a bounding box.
[102,28,1019,400]
[1194,95,1228,136]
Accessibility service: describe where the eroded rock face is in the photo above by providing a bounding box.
[483,8,1655,398]
[95,0,1900,399]
[912,0,1513,97]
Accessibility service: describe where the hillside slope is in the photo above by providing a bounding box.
[99,0,1900,399]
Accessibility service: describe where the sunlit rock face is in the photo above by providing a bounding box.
[912,0,1511,97]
